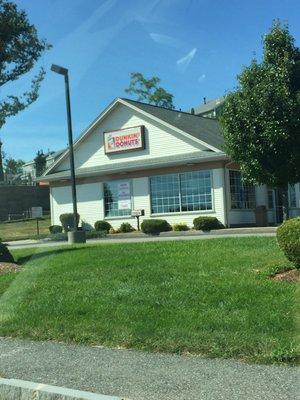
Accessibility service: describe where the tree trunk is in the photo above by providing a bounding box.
[279,186,290,221]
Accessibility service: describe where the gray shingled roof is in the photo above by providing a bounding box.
[39,151,227,182]
[191,96,225,116]
[122,98,225,151]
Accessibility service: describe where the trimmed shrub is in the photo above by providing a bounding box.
[94,220,111,233]
[193,216,222,231]
[49,225,63,234]
[277,217,300,268]
[141,219,171,235]
[59,213,80,232]
[81,221,93,231]
[119,222,135,233]
[173,223,189,231]
[48,233,68,241]
[0,241,14,263]
[85,230,107,239]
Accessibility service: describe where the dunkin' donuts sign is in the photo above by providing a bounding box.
[104,126,145,154]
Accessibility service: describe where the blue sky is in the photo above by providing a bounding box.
[2,0,300,161]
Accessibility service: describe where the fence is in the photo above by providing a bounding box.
[0,185,50,221]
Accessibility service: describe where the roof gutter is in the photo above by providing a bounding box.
[37,154,229,183]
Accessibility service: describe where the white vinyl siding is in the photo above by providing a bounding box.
[50,168,227,230]
[56,104,208,172]
[51,183,103,229]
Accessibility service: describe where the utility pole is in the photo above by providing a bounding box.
[51,64,86,244]
[0,140,4,182]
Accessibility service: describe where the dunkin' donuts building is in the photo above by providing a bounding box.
[41,98,300,229]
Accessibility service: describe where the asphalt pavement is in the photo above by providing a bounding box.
[0,338,298,400]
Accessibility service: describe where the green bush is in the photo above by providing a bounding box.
[0,241,14,263]
[173,223,189,231]
[277,217,300,268]
[59,213,80,232]
[85,230,107,239]
[193,216,222,231]
[141,219,171,235]
[94,220,111,233]
[119,222,135,233]
[81,221,93,231]
[48,233,68,241]
[49,225,63,234]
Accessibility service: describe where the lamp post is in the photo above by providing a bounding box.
[51,64,85,244]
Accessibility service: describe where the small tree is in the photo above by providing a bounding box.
[220,21,300,219]
[125,72,174,108]
[4,157,24,175]
[34,150,47,177]
[0,0,51,130]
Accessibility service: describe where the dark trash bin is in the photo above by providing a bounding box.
[255,205,268,227]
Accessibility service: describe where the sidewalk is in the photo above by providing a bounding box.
[0,337,297,400]
[6,226,277,249]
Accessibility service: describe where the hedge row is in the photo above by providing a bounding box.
[52,214,224,237]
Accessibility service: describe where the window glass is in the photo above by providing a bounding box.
[150,174,180,214]
[267,190,274,209]
[150,170,212,214]
[104,180,131,217]
[180,170,212,211]
[289,184,296,208]
[229,170,255,209]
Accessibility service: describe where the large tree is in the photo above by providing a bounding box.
[0,0,51,178]
[220,21,300,219]
[125,72,174,109]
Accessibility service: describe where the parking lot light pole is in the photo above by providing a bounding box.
[51,64,85,243]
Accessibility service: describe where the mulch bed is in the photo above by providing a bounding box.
[0,262,21,275]
[271,269,300,282]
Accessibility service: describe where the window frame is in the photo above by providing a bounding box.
[103,179,134,220]
[228,169,256,211]
[149,169,214,216]
[288,184,297,208]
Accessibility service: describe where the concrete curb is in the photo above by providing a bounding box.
[0,378,128,400]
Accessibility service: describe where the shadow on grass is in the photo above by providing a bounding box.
[16,247,85,265]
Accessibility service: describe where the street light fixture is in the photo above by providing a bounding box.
[51,64,85,243]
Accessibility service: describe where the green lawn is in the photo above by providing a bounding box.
[0,237,298,364]
[0,218,51,241]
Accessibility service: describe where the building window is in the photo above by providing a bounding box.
[150,173,180,214]
[289,184,296,208]
[104,180,131,217]
[229,170,256,209]
[180,171,212,211]
[268,190,274,209]
[150,170,212,214]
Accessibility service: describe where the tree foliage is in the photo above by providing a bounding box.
[4,157,24,174]
[125,72,174,108]
[34,150,47,177]
[220,21,300,189]
[0,0,51,129]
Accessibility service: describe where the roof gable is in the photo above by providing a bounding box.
[44,98,225,177]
